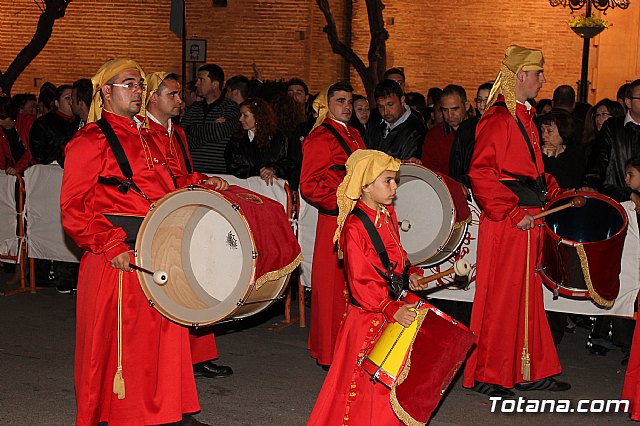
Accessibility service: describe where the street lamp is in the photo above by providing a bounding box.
[549,0,631,103]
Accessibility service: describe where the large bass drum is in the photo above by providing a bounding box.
[135,185,302,326]
[393,164,471,266]
[540,191,627,307]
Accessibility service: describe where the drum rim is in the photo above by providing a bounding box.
[395,163,458,265]
[542,191,628,247]
[135,187,258,326]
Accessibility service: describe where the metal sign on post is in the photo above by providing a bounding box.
[185,39,207,63]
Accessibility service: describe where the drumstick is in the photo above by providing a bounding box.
[532,197,586,220]
[417,259,471,286]
[129,263,169,285]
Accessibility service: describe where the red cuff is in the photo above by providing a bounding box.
[382,300,405,323]
[103,240,130,262]
[548,187,563,200]
[507,206,527,227]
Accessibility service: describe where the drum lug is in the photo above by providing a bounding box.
[231,203,240,211]
[237,299,244,306]
[252,251,259,259]
[148,299,155,308]
[553,288,559,300]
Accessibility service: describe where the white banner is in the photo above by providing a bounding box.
[0,173,19,262]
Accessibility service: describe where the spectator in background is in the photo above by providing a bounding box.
[582,98,625,159]
[71,78,92,129]
[366,80,425,162]
[348,94,369,138]
[225,75,250,105]
[425,87,443,129]
[552,85,586,146]
[12,93,37,147]
[37,82,57,117]
[536,98,552,116]
[405,91,427,118]
[271,92,308,192]
[450,82,493,196]
[30,84,80,166]
[422,84,469,174]
[225,98,292,185]
[287,77,315,127]
[181,63,241,174]
[0,95,31,175]
[539,110,586,189]
[618,82,631,111]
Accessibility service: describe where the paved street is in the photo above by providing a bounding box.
[0,270,633,425]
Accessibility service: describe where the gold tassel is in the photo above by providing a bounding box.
[520,230,532,382]
[113,270,125,399]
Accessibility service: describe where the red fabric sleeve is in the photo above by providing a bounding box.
[60,130,129,257]
[300,128,340,211]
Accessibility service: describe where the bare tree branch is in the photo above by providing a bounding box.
[0,0,72,95]
[315,0,388,101]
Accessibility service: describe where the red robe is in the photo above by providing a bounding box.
[308,201,423,425]
[421,121,455,175]
[463,98,562,389]
[61,111,199,426]
[300,118,364,366]
[144,118,220,364]
[622,315,640,420]
[0,126,32,173]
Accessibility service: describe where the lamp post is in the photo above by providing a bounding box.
[549,0,631,103]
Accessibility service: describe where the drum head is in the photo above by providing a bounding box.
[136,188,256,326]
[394,164,455,265]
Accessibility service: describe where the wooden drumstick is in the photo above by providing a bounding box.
[129,263,168,285]
[532,196,586,220]
[417,259,471,286]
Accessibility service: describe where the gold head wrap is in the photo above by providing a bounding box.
[88,58,147,123]
[333,149,401,245]
[145,71,170,106]
[311,86,329,131]
[485,45,544,119]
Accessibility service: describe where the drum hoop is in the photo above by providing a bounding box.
[542,191,628,246]
[135,187,258,326]
[396,164,457,264]
[539,267,591,298]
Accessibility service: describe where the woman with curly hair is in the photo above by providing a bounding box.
[225,97,293,185]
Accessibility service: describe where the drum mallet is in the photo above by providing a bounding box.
[129,263,169,285]
[532,196,586,221]
[416,259,472,288]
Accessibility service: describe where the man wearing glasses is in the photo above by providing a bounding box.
[61,59,208,426]
[582,78,640,204]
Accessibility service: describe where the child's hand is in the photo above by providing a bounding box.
[393,302,417,327]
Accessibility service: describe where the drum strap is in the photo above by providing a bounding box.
[173,130,193,174]
[321,122,353,157]
[351,208,410,307]
[95,118,147,198]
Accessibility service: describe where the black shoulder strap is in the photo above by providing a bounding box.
[96,118,133,179]
[321,122,353,157]
[173,129,193,174]
[493,101,537,166]
[351,208,390,269]
[96,118,147,197]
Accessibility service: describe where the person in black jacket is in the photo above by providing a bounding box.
[539,110,586,189]
[582,79,640,203]
[29,84,79,167]
[365,79,425,162]
[225,98,292,185]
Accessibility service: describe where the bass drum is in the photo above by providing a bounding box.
[394,163,471,266]
[540,191,627,307]
[135,186,301,326]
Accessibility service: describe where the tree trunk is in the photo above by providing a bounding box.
[315,0,387,101]
[0,0,71,95]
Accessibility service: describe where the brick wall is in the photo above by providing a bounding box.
[1,0,636,103]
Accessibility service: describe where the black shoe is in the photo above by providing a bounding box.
[589,344,609,356]
[193,361,233,378]
[515,377,571,392]
[162,414,211,426]
[472,381,516,398]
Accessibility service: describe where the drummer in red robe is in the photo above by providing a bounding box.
[463,45,571,397]
[308,149,424,425]
[300,82,365,366]
[144,71,233,380]
[61,59,210,425]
